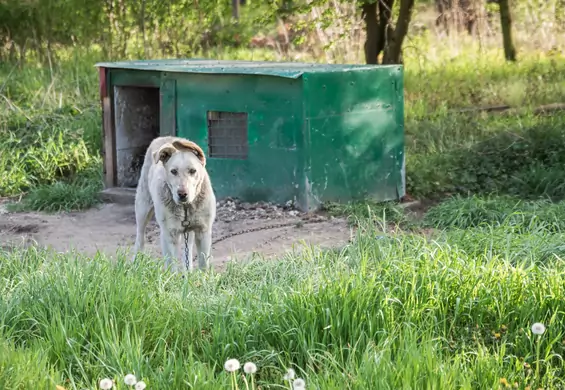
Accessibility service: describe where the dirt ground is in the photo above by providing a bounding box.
[0,198,352,269]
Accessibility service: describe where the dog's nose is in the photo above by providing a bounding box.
[178,190,188,201]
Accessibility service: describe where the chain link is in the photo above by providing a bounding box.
[182,206,191,271]
[183,230,190,270]
[181,209,327,270]
[211,218,326,245]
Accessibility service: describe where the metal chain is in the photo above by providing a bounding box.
[211,218,326,245]
[181,210,327,269]
[183,230,190,270]
[182,206,191,271]
[256,232,286,249]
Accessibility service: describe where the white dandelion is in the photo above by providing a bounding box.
[224,358,241,372]
[124,374,137,386]
[283,368,296,381]
[243,362,257,374]
[293,378,306,389]
[531,322,546,335]
[134,381,147,390]
[99,378,114,390]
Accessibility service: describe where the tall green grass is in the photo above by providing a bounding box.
[406,112,565,198]
[424,195,565,263]
[0,55,102,210]
[2,216,565,389]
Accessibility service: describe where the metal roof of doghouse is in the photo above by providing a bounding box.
[94,59,393,79]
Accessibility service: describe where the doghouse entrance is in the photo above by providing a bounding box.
[113,86,160,188]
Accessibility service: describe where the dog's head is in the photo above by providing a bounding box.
[153,139,207,205]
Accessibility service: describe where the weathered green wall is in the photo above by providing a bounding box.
[171,73,303,204]
[301,66,405,210]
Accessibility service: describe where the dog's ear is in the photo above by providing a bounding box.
[153,143,177,165]
[172,139,206,166]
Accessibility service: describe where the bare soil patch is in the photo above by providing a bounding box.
[0,198,351,269]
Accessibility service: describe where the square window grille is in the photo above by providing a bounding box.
[207,111,249,159]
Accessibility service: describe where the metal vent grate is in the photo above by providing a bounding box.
[207,111,249,159]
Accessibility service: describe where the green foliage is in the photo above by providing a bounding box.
[424,194,565,231]
[404,55,565,119]
[0,111,100,196]
[406,113,565,199]
[6,163,103,213]
[0,0,275,60]
[424,195,565,263]
[0,339,63,390]
[323,200,407,224]
[0,54,101,210]
[3,217,565,388]
[444,223,565,264]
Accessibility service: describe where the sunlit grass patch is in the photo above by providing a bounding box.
[2,219,565,388]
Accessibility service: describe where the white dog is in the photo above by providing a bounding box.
[132,136,216,271]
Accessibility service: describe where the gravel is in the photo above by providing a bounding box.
[215,197,302,222]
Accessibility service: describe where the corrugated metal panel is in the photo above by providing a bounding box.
[94,59,395,79]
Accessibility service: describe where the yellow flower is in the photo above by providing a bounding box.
[499,378,510,387]
[494,333,501,339]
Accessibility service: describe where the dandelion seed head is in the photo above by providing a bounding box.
[243,362,257,374]
[283,368,296,380]
[134,381,147,390]
[124,374,137,386]
[293,378,306,389]
[224,358,241,372]
[531,322,546,335]
[99,378,114,390]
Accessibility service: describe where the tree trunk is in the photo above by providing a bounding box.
[141,0,147,56]
[232,0,240,19]
[362,2,378,64]
[498,0,516,61]
[383,0,414,64]
[376,0,394,58]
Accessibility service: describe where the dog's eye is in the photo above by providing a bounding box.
[170,169,178,175]
[189,168,196,175]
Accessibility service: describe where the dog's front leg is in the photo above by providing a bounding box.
[133,201,154,262]
[159,230,179,271]
[195,229,212,270]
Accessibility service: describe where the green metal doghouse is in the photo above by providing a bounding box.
[95,59,405,211]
